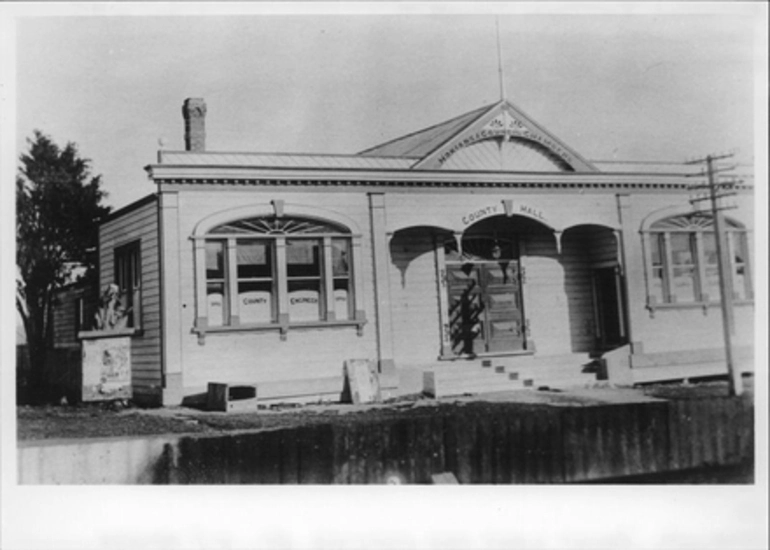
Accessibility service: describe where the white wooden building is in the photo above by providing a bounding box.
[100,98,755,406]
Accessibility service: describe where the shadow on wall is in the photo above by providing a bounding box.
[389,226,453,287]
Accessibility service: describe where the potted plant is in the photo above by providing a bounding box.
[75,284,134,402]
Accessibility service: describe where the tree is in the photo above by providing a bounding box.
[16,131,111,402]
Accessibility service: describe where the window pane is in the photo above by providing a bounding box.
[207,282,226,326]
[332,239,350,276]
[649,234,662,266]
[703,233,718,265]
[287,239,321,278]
[334,279,351,320]
[672,266,696,302]
[237,240,272,279]
[115,243,141,328]
[733,266,747,300]
[731,232,747,264]
[238,281,274,323]
[670,233,694,265]
[206,241,225,279]
[288,279,322,321]
[704,266,720,301]
[650,267,665,303]
[731,232,749,300]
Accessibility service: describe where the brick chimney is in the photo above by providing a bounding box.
[183,98,207,152]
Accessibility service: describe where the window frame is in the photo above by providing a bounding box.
[114,239,142,330]
[642,214,753,312]
[193,215,366,341]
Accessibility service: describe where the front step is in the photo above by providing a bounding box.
[424,370,532,398]
[422,353,600,398]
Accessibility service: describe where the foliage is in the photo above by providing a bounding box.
[16,131,111,401]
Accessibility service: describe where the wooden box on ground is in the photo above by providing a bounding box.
[207,383,259,412]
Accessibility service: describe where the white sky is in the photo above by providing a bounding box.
[11,7,764,210]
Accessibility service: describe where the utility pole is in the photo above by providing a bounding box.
[686,152,742,396]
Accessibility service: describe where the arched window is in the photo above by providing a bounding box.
[194,214,364,338]
[644,212,752,307]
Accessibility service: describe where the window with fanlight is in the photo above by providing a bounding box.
[195,215,364,337]
[644,212,752,308]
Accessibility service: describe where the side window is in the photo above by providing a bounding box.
[645,214,751,308]
[115,240,142,328]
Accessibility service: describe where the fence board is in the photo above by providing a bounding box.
[297,425,334,484]
[507,413,526,484]
[331,424,350,484]
[521,411,542,483]
[470,414,493,484]
[279,429,300,484]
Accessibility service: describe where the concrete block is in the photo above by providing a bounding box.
[603,345,633,386]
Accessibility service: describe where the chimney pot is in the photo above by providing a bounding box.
[183,98,207,152]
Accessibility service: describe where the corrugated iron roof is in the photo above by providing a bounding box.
[357,104,493,158]
[159,151,414,170]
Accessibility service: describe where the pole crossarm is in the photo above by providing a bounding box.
[685,151,736,165]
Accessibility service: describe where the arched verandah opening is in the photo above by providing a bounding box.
[560,224,627,352]
[386,218,628,362]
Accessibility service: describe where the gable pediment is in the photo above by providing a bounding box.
[413,100,597,172]
[360,99,597,173]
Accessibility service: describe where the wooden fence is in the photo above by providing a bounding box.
[152,397,753,485]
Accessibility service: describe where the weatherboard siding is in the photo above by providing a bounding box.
[520,230,593,355]
[94,180,754,404]
[389,231,443,367]
[99,197,162,399]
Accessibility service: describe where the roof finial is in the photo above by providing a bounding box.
[496,17,506,102]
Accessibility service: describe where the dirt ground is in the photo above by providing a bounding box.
[16,377,753,441]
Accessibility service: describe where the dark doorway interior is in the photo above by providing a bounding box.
[592,266,626,350]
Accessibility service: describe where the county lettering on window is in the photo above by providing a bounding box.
[197,214,361,334]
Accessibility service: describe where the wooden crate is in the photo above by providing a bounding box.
[207,383,259,412]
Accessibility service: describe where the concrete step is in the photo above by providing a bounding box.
[530,374,602,389]
[425,368,505,381]
[504,363,597,376]
[498,353,594,368]
[421,353,600,398]
[428,360,594,378]
[424,376,532,398]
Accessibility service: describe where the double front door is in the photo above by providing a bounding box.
[446,261,525,355]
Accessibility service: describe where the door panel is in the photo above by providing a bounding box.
[481,262,524,352]
[446,261,524,355]
[447,264,485,355]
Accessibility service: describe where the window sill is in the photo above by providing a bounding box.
[193,318,366,344]
[646,299,754,317]
[78,328,143,340]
